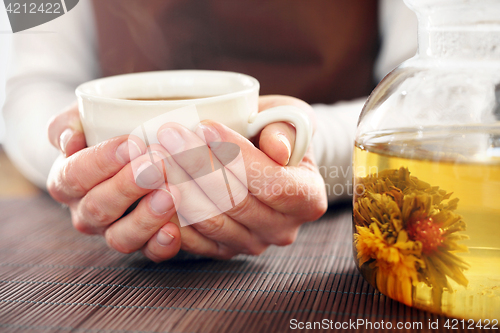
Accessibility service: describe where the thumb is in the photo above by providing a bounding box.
[47,103,87,157]
[257,95,315,166]
[258,122,295,166]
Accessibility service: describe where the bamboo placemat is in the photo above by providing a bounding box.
[0,194,478,333]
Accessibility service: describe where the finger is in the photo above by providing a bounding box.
[157,124,246,213]
[187,123,303,245]
[193,120,327,221]
[171,215,238,260]
[148,143,225,224]
[149,142,267,255]
[142,222,181,263]
[156,124,295,248]
[47,135,145,203]
[73,150,167,233]
[104,186,179,254]
[47,104,86,157]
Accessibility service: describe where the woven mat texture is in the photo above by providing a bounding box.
[0,194,476,333]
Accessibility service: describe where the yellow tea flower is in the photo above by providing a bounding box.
[353,167,469,307]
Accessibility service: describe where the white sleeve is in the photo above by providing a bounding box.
[313,0,417,203]
[2,0,98,189]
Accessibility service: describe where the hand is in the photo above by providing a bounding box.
[47,104,183,262]
[152,95,328,259]
[46,95,327,262]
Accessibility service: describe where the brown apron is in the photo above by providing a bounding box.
[92,0,378,104]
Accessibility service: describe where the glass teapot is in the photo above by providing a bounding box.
[352,0,500,320]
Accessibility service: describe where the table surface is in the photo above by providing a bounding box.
[0,149,481,332]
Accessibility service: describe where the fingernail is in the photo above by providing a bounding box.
[276,133,291,164]
[158,127,185,155]
[150,189,175,215]
[69,118,84,132]
[195,124,221,148]
[116,140,143,164]
[59,128,74,155]
[157,225,175,247]
[135,161,164,189]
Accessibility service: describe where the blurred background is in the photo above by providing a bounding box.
[0,6,11,144]
[0,7,37,197]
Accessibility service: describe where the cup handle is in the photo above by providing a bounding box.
[247,105,313,166]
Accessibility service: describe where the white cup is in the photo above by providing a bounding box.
[76,70,312,166]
